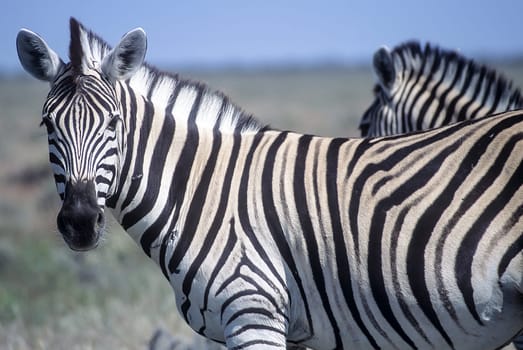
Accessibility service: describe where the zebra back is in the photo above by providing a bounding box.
[360,41,523,137]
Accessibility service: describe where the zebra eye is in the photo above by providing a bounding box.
[106,114,120,132]
[40,116,55,134]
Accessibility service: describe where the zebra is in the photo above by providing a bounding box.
[360,41,523,137]
[360,41,523,349]
[16,18,523,350]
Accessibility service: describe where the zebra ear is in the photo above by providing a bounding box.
[16,29,65,82]
[102,28,147,81]
[373,46,396,90]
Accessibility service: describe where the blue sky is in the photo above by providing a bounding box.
[2,0,523,72]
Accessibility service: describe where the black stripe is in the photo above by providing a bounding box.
[121,98,170,233]
[293,135,342,347]
[236,258,289,320]
[224,307,278,328]
[215,258,244,297]
[161,88,204,263]
[456,138,523,324]
[259,132,316,331]
[484,78,505,117]
[160,91,221,276]
[330,138,380,348]
[230,339,283,350]
[440,58,466,126]
[83,87,112,112]
[399,61,418,133]
[146,73,160,100]
[478,75,495,115]
[468,66,489,119]
[407,114,523,341]
[443,60,471,124]
[166,109,236,273]
[348,124,474,347]
[399,141,470,348]
[405,49,429,129]
[498,229,523,279]
[198,219,238,335]
[60,103,78,167]
[211,255,290,326]
[49,152,65,169]
[416,49,444,129]
[120,96,154,218]
[371,162,449,349]
[457,170,523,323]
[227,324,287,338]
[455,64,479,122]
[426,58,451,129]
[220,287,286,324]
[435,125,523,324]
[389,199,432,344]
[237,131,313,339]
[107,85,133,208]
[424,61,452,130]
[177,130,224,319]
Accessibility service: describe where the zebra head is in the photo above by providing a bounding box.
[360,41,523,137]
[359,45,400,137]
[16,18,147,251]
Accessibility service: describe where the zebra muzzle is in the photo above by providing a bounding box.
[56,180,105,251]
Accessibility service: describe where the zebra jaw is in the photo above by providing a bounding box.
[56,180,105,251]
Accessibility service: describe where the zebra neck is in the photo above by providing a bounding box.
[107,79,263,265]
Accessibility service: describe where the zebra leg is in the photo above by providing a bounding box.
[223,318,288,349]
[223,327,288,349]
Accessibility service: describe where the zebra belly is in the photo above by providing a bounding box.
[301,288,523,349]
[287,246,523,349]
[162,236,521,349]
[335,281,523,349]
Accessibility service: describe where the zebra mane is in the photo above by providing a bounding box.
[391,41,523,108]
[69,17,112,76]
[131,67,265,133]
[67,17,265,133]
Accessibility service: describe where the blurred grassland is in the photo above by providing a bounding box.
[1,63,523,349]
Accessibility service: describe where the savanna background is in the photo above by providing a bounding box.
[1,1,523,349]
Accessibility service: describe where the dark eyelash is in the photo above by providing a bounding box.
[40,118,50,127]
[40,117,55,133]
[40,114,51,127]
[107,115,119,131]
